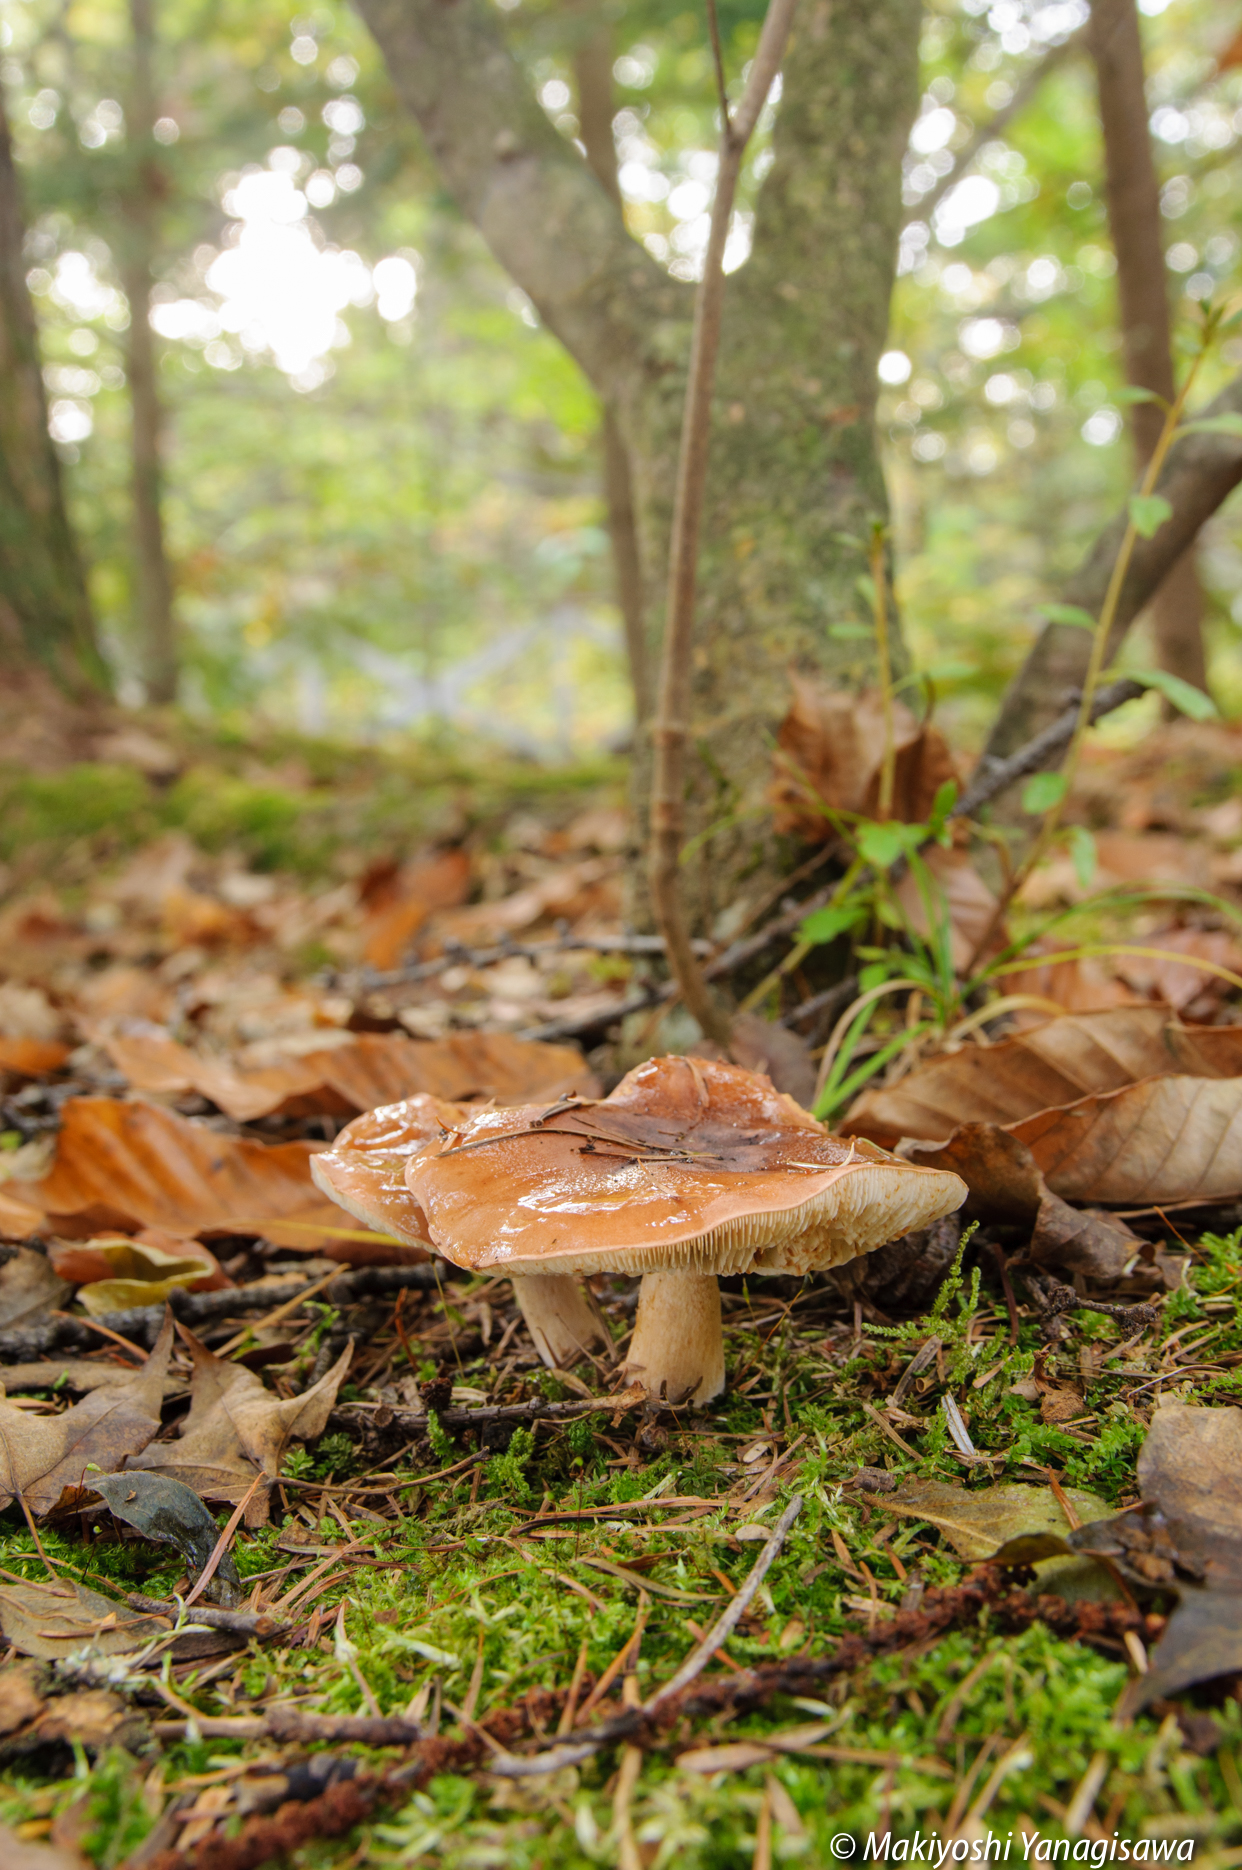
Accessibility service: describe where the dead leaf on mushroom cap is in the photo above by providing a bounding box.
[408,1055,967,1279]
[844,1007,1242,1147]
[309,1094,464,1245]
[0,1312,172,1515]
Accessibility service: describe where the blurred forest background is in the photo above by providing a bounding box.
[5,0,1241,769]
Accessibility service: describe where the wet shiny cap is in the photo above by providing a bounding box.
[406,1054,968,1278]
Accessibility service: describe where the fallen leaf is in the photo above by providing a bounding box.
[0,1187,47,1242]
[844,1007,1242,1147]
[770,675,959,843]
[689,1012,817,1110]
[1113,927,1242,1014]
[0,1039,70,1077]
[0,1360,182,1397]
[89,1470,242,1607]
[48,1232,230,1316]
[103,1029,598,1124]
[17,1097,356,1253]
[0,1312,172,1514]
[875,1476,1121,1602]
[361,848,473,969]
[1012,1075,1242,1206]
[0,1248,69,1330]
[894,845,1003,972]
[0,1660,45,1735]
[1053,1404,1242,1710]
[126,1326,353,1523]
[0,1576,168,1661]
[0,1819,95,1870]
[903,1124,1170,1282]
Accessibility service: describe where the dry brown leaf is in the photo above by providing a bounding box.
[0,1577,167,1662]
[894,845,1003,972]
[47,1229,228,1294]
[0,1312,172,1515]
[1113,927,1242,1014]
[103,1029,598,1125]
[0,1660,45,1734]
[0,1187,47,1242]
[0,1248,69,1330]
[902,1124,1152,1282]
[995,951,1142,1026]
[770,674,959,843]
[689,1012,817,1110]
[1065,1404,1242,1709]
[0,1039,70,1077]
[361,848,472,969]
[844,1007,1242,1147]
[127,1326,352,1522]
[1011,1075,1242,1206]
[874,1476,1118,1601]
[16,1097,353,1251]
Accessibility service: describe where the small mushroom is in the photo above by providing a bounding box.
[310,1096,606,1370]
[406,1055,968,1404]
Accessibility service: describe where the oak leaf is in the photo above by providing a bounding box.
[0,1312,172,1515]
[126,1325,352,1523]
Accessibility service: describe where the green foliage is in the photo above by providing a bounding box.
[313,1432,357,1479]
[426,1408,455,1467]
[281,1445,315,1481]
[486,1425,536,1501]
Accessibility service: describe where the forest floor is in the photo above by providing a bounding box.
[0,697,1240,1869]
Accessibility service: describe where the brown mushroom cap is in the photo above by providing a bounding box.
[406,1055,967,1278]
[310,1094,462,1245]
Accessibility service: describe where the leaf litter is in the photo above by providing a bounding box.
[0,730,1241,1861]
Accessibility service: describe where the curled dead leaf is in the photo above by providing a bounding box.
[0,1312,172,1515]
[844,1007,1242,1148]
[770,675,959,843]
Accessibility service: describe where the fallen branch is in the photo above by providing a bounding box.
[954,675,1144,819]
[344,931,712,994]
[123,1592,289,1640]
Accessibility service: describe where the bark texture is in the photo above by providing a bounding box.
[572,22,649,720]
[982,367,1242,773]
[0,88,105,693]
[356,0,920,933]
[1091,0,1206,692]
[123,0,177,705]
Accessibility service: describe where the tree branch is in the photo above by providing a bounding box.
[982,368,1242,776]
[353,0,675,404]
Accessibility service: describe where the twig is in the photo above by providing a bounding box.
[648,0,799,1048]
[344,932,712,995]
[123,1590,289,1638]
[954,676,1144,820]
[182,1473,265,1609]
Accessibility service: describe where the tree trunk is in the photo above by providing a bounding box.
[357,0,920,932]
[0,87,106,694]
[1091,0,1206,694]
[572,22,649,722]
[124,0,177,705]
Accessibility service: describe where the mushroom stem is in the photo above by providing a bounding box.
[511,1275,606,1371]
[626,1270,724,1404]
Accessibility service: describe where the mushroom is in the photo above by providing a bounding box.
[310,1096,607,1370]
[406,1055,968,1404]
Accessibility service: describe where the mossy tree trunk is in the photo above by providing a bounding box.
[0,86,107,696]
[356,0,920,931]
